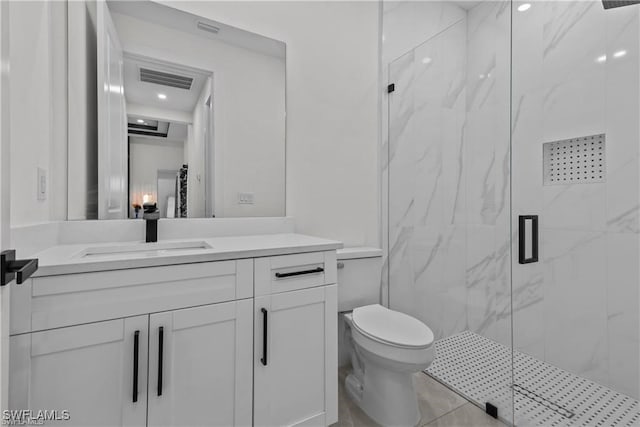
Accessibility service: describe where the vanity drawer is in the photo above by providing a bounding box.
[11,259,253,334]
[254,251,337,296]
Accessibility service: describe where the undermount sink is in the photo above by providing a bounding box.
[76,241,213,260]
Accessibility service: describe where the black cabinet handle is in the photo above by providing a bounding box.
[274,267,324,279]
[132,330,139,403]
[157,326,164,396]
[519,215,539,264]
[1,250,38,286]
[260,308,268,366]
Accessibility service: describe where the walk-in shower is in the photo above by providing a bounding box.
[384,1,639,425]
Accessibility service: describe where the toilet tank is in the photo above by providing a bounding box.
[337,247,383,312]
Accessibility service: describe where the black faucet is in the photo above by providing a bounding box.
[142,203,160,243]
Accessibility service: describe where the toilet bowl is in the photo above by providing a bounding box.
[344,304,434,427]
[336,248,435,426]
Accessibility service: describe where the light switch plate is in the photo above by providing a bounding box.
[37,168,47,201]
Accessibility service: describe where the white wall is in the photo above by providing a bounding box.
[112,9,286,218]
[160,1,380,246]
[9,1,68,226]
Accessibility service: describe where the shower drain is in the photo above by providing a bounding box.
[512,383,575,419]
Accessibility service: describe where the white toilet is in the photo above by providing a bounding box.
[337,248,435,427]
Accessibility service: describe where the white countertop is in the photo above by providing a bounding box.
[32,233,343,277]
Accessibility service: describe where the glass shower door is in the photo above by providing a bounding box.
[511,1,640,426]
[386,1,514,424]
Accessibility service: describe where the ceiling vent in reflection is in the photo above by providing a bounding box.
[602,0,640,9]
[139,68,193,90]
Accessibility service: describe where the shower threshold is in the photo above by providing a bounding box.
[425,331,639,427]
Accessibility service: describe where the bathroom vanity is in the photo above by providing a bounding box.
[9,234,340,427]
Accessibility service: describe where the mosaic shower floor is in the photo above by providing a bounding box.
[426,331,640,427]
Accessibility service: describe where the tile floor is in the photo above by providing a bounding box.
[427,332,640,427]
[334,366,506,427]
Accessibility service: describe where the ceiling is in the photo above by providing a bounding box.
[123,54,209,114]
[127,116,188,142]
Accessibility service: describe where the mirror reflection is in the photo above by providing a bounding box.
[68,0,286,220]
[124,55,212,219]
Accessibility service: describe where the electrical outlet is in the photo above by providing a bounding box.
[237,192,254,205]
[37,168,47,201]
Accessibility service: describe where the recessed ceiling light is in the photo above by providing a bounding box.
[137,119,144,123]
[422,57,432,65]
[596,54,607,63]
[518,3,531,11]
[613,49,627,58]
[157,93,167,100]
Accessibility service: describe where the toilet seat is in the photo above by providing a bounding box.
[351,304,434,349]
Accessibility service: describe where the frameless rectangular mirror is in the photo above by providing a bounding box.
[67,0,286,220]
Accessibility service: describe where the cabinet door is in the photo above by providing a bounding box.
[9,316,148,426]
[147,300,253,427]
[254,285,337,427]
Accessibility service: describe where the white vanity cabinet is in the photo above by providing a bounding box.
[254,251,338,427]
[9,316,149,427]
[9,244,339,427]
[9,300,254,427]
[147,300,253,427]
[10,259,254,335]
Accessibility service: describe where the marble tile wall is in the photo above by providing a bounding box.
[463,1,512,347]
[387,17,470,342]
[385,1,512,347]
[381,1,467,308]
[511,1,640,399]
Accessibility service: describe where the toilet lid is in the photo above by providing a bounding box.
[351,304,434,348]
